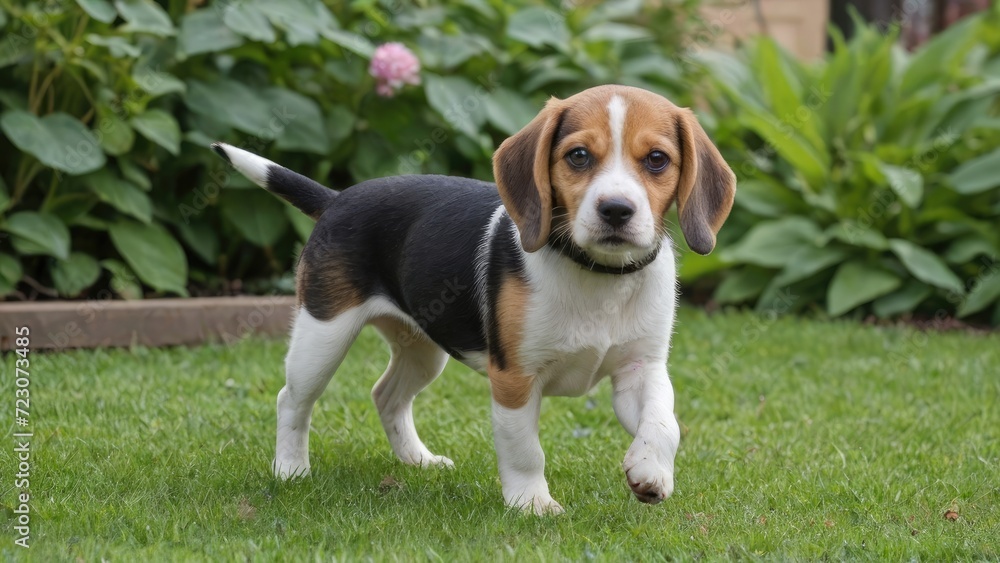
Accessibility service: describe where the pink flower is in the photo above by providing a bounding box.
[369,42,421,98]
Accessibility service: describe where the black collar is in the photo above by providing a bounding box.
[548,235,660,275]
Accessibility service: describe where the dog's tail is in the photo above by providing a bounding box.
[210,142,336,220]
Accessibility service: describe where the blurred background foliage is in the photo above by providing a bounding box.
[689,8,1000,325]
[0,0,702,298]
[0,0,998,325]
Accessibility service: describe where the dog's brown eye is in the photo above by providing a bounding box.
[566,148,591,169]
[645,151,669,173]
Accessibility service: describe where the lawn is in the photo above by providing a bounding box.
[3,308,998,561]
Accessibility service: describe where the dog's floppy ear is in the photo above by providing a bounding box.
[674,108,737,255]
[493,98,563,253]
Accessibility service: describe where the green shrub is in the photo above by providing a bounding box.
[688,9,1000,324]
[0,0,704,299]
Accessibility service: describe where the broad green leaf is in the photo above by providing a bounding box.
[101,258,143,299]
[185,78,276,139]
[119,158,151,191]
[580,22,650,42]
[958,273,1000,317]
[827,260,902,316]
[877,162,923,208]
[109,220,188,295]
[348,132,399,181]
[417,31,487,69]
[253,0,340,44]
[677,250,728,283]
[178,9,243,56]
[85,34,141,58]
[753,38,825,153]
[948,148,1000,194]
[2,211,70,259]
[221,1,276,42]
[721,217,823,268]
[424,74,486,138]
[484,87,538,136]
[115,0,175,36]
[323,30,375,57]
[818,29,863,139]
[0,110,106,174]
[130,109,181,154]
[919,80,1000,141]
[51,252,101,296]
[96,111,134,156]
[0,90,26,111]
[175,219,219,265]
[325,104,356,148]
[221,190,288,247]
[0,30,30,69]
[507,7,569,50]
[739,108,828,188]
[900,15,978,95]
[83,169,152,223]
[945,235,996,264]
[259,88,330,154]
[696,50,757,107]
[773,245,849,287]
[825,221,889,250]
[0,174,9,211]
[872,281,932,318]
[132,70,186,98]
[732,179,802,218]
[52,195,99,225]
[76,0,117,23]
[713,268,771,304]
[0,253,22,295]
[888,239,964,294]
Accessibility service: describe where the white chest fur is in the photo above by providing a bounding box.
[519,245,678,397]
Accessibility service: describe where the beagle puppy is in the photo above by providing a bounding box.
[212,84,736,514]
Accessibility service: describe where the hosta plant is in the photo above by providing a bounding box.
[689,9,1000,324]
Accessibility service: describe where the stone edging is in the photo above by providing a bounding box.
[0,296,296,351]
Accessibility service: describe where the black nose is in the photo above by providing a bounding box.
[598,198,635,227]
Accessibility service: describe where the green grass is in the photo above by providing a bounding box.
[3,308,999,561]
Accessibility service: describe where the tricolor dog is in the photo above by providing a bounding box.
[212,84,736,514]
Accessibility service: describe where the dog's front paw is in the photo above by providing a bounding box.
[416,454,455,468]
[622,451,674,504]
[273,458,310,480]
[505,493,566,516]
[398,449,455,468]
[508,494,564,516]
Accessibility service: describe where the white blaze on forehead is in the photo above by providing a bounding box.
[607,95,626,163]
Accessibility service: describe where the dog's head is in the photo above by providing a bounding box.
[493,85,736,265]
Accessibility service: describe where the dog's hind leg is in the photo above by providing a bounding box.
[274,306,366,479]
[370,317,453,468]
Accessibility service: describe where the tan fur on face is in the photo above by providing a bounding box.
[502,84,735,255]
[549,87,688,235]
[488,275,534,409]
